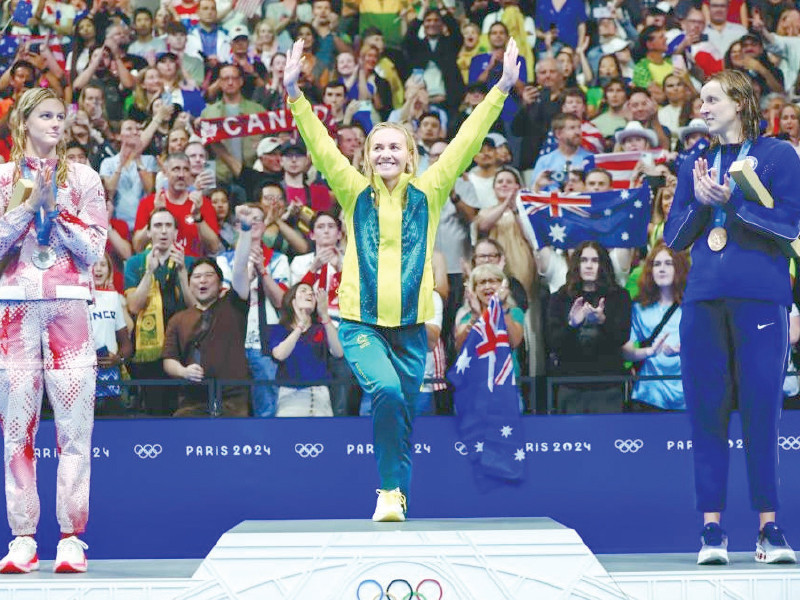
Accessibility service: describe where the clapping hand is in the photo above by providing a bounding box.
[584,297,606,325]
[315,288,330,322]
[693,157,731,206]
[26,164,56,213]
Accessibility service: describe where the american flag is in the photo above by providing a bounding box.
[447,295,524,486]
[538,119,605,156]
[583,150,667,189]
[0,34,66,70]
[517,184,652,250]
[234,0,265,18]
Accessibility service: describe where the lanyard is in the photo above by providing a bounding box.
[21,162,59,246]
[710,140,751,229]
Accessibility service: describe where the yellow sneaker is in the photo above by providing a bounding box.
[371,488,407,522]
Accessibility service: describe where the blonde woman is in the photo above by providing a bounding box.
[284,37,520,521]
[0,88,107,573]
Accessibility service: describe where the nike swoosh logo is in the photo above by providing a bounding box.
[758,323,775,330]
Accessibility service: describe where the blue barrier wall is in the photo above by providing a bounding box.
[8,412,800,559]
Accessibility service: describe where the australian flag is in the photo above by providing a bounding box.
[516,183,651,250]
[446,295,525,489]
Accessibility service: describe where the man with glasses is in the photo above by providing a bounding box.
[200,63,266,185]
[164,205,260,416]
[704,0,747,55]
[669,6,723,81]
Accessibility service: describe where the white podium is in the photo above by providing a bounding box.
[182,518,629,600]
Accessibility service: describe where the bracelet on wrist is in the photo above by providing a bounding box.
[193,213,204,223]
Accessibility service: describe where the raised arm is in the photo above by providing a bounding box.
[284,39,367,209]
[420,38,520,205]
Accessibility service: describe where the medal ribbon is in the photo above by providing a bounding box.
[21,162,59,246]
[710,140,751,230]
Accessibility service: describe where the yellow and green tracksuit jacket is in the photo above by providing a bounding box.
[289,87,507,328]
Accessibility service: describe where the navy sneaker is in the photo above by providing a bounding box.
[756,523,797,564]
[697,522,729,565]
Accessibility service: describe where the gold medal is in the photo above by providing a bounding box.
[708,227,727,251]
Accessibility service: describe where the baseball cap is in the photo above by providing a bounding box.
[280,140,307,156]
[257,137,282,156]
[228,25,250,40]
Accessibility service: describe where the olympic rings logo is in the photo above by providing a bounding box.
[134,444,163,459]
[778,436,800,450]
[294,443,324,458]
[614,439,644,453]
[357,578,443,600]
[453,442,468,456]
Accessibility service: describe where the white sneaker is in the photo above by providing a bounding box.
[0,536,39,573]
[54,536,89,573]
[372,488,407,522]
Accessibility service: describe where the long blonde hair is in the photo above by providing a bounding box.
[705,69,761,146]
[361,122,419,192]
[9,88,69,186]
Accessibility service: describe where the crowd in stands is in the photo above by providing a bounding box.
[4,0,800,416]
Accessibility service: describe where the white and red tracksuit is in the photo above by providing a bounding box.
[0,158,107,536]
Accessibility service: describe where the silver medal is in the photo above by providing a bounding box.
[32,246,56,270]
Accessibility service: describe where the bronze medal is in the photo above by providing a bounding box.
[708,227,727,252]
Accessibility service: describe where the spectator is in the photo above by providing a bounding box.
[72,24,136,122]
[125,209,196,415]
[475,166,537,300]
[626,87,671,149]
[253,19,283,66]
[65,108,115,171]
[633,26,674,93]
[99,119,158,230]
[648,178,677,248]
[535,0,587,55]
[481,0,536,79]
[591,77,629,139]
[388,78,447,135]
[737,33,785,94]
[778,103,800,158]
[659,74,690,144]
[415,112,443,172]
[90,253,133,416]
[457,22,488,84]
[280,141,334,212]
[200,63,266,185]
[164,21,205,89]
[311,0,351,72]
[253,53,288,110]
[104,193,134,294]
[124,67,164,123]
[546,240,632,414]
[269,283,343,416]
[210,188,236,252]
[669,6,723,82]
[469,22,527,124]
[404,6,465,118]
[705,0,748,56]
[223,25,268,98]
[289,211,357,414]
[511,56,566,172]
[127,7,167,60]
[471,238,529,312]
[455,263,524,377]
[217,203,289,418]
[467,137,500,205]
[67,15,101,86]
[133,152,221,257]
[531,113,592,191]
[163,207,258,417]
[210,137,283,204]
[155,138,214,195]
[260,182,311,256]
[622,242,688,411]
[322,81,348,126]
[337,123,365,169]
[535,87,604,156]
[188,0,231,67]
